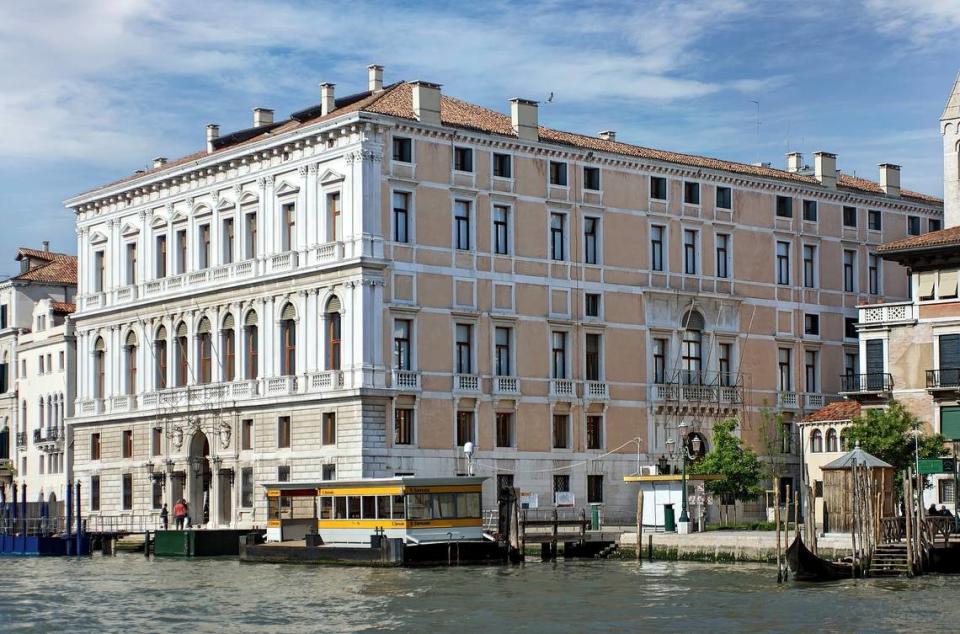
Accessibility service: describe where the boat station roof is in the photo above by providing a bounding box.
[623,474,723,483]
[262,476,487,492]
[821,444,892,470]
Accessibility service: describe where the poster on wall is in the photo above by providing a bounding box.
[555,492,575,507]
[520,491,539,509]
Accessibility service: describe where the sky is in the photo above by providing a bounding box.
[1,0,959,277]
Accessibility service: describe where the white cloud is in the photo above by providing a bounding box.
[862,0,960,46]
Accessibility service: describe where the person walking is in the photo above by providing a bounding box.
[173,499,186,530]
[183,501,192,529]
[160,503,169,530]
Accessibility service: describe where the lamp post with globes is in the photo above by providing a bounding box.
[665,420,703,533]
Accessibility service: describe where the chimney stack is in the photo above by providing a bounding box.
[598,130,616,142]
[320,83,336,116]
[253,107,274,127]
[411,81,442,126]
[368,64,384,92]
[814,151,837,189]
[206,124,220,153]
[786,152,803,173]
[153,157,167,168]
[42,241,49,252]
[879,163,901,197]
[510,98,539,142]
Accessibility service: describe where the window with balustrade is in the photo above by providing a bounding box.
[653,338,667,384]
[124,331,138,395]
[778,348,792,391]
[395,409,414,445]
[244,208,258,259]
[327,192,342,242]
[281,202,296,252]
[394,319,411,371]
[805,350,818,393]
[197,318,213,383]
[222,217,234,264]
[198,223,211,269]
[94,337,106,399]
[456,324,473,375]
[154,326,168,389]
[280,304,297,376]
[551,331,567,379]
[585,333,602,381]
[495,326,511,376]
[175,322,188,387]
[244,311,259,379]
[155,234,167,278]
[326,297,342,371]
[125,242,138,285]
[222,315,236,381]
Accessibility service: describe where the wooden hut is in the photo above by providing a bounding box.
[821,444,895,534]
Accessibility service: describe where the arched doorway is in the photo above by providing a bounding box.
[188,432,211,527]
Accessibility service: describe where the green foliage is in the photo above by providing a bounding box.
[845,401,947,477]
[691,418,764,507]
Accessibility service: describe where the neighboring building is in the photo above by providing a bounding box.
[798,400,860,530]
[64,65,940,528]
[0,245,78,508]
[843,74,960,513]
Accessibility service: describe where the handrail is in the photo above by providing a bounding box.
[926,369,960,389]
[839,372,893,393]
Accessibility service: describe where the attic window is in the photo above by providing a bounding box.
[20,259,29,274]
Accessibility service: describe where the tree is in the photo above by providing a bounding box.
[844,400,947,488]
[691,418,764,524]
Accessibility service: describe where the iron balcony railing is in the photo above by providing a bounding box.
[926,368,960,390]
[840,372,893,393]
[15,432,26,448]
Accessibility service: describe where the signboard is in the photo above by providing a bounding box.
[520,491,538,509]
[918,458,956,475]
[555,492,576,508]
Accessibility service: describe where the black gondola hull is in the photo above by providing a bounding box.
[785,534,852,582]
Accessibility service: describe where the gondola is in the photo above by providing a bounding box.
[785,533,853,582]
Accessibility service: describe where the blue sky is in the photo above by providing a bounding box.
[1,0,959,277]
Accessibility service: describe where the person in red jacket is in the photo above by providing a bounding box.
[173,499,186,530]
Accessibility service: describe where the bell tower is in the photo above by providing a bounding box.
[942,73,960,228]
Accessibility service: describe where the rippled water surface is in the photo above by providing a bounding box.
[1,555,958,633]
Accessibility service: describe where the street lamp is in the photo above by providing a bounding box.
[674,421,703,526]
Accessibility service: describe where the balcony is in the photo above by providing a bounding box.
[550,379,576,399]
[15,432,25,448]
[454,374,480,394]
[858,301,915,327]
[926,368,960,397]
[392,370,420,392]
[269,251,299,273]
[35,427,64,452]
[777,392,832,411]
[264,375,298,396]
[492,376,520,396]
[307,370,345,392]
[584,381,609,401]
[840,373,893,399]
[649,371,744,407]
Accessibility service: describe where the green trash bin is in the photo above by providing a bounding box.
[663,504,676,533]
[590,504,601,530]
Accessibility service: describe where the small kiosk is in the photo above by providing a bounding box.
[624,473,722,532]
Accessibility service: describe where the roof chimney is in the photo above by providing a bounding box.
[814,151,837,189]
[320,83,336,116]
[253,107,274,127]
[879,163,901,198]
[411,81,442,126]
[510,98,539,142]
[153,157,167,168]
[42,241,49,252]
[206,124,220,153]
[368,64,384,92]
[786,152,803,173]
[598,130,616,142]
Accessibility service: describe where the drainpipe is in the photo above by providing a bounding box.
[75,479,82,556]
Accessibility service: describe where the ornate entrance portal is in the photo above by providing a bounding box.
[188,432,211,527]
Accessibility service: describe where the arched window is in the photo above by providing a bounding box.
[175,322,188,387]
[155,325,168,390]
[681,310,704,385]
[124,330,138,395]
[197,318,212,384]
[280,303,297,376]
[840,428,850,452]
[326,296,342,371]
[244,311,259,380]
[826,428,838,452]
[810,428,823,453]
[94,336,106,399]
[222,314,236,382]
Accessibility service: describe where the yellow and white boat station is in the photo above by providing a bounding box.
[265,477,487,547]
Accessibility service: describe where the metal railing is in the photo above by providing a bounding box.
[840,372,893,393]
[83,514,163,534]
[926,369,960,390]
[859,302,914,325]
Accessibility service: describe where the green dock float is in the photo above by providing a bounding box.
[153,530,258,557]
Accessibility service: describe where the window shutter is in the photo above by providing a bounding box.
[940,270,959,298]
[244,311,258,327]
[326,296,342,314]
[941,407,960,441]
[281,303,297,321]
[940,335,960,369]
[919,271,936,298]
[223,314,235,330]
[865,340,884,375]
[197,318,211,335]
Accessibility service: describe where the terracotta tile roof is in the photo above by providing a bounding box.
[12,249,77,286]
[74,81,942,207]
[50,301,76,314]
[801,400,861,423]
[877,225,960,254]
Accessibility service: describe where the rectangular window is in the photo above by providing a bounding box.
[585,333,602,381]
[650,225,664,272]
[778,348,792,391]
[653,338,667,384]
[222,217,234,264]
[327,192,342,242]
[322,412,336,445]
[493,205,509,255]
[245,210,258,258]
[496,412,513,448]
[241,419,253,450]
[719,343,732,386]
[845,317,858,339]
[91,433,101,460]
[804,313,820,336]
[93,250,105,292]
[802,244,816,288]
[844,250,856,292]
[868,209,882,231]
[152,427,162,456]
[715,186,732,209]
[152,478,163,510]
[551,331,567,379]
[281,203,296,251]
[585,293,600,318]
[395,409,414,445]
[322,464,336,481]
[845,352,859,378]
[930,218,942,232]
[125,242,138,285]
[277,465,290,482]
[454,201,471,250]
[91,476,101,512]
[908,215,921,236]
[843,206,858,228]
[495,326,511,376]
[552,414,569,449]
[583,217,599,264]
[549,161,568,186]
[58,351,64,370]
[454,146,473,172]
[392,136,412,163]
[554,474,570,495]
[392,192,409,243]
[493,153,511,178]
[776,195,793,218]
[122,474,133,511]
[650,176,667,200]
[393,319,411,371]
[587,416,603,450]
[195,223,210,270]
[241,468,253,507]
[455,324,472,374]
[868,254,880,294]
[456,411,475,446]
[683,229,698,275]
[277,416,291,449]
[683,181,700,205]
[175,229,187,274]
[122,430,133,459]
[587,475,604,504]
[584,166,601,191]
[715,234,729,279]
[939,479,955,505]
[805,350,818,392]
[803,200,818,222]
[866,340,885,386]
[550,213,566,261]
[776,241,790,285]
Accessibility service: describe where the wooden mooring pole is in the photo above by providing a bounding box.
[636,490,643,562]
[775,486,782,583]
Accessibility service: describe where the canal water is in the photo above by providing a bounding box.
[1,555,957,633]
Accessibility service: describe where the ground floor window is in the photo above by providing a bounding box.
[587,475,603,504]
[322,464,336,481]
[241,467,254,507]
[496,412,513,448]
[152,479,163,509]
[122,474,133,511]
[940,479,955,504]
[456,411,475,446]
[552,414,569,449]
[553,474,570,495]
[90,475,100,512]
[395,408,414,445]
[587,416,603,450]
